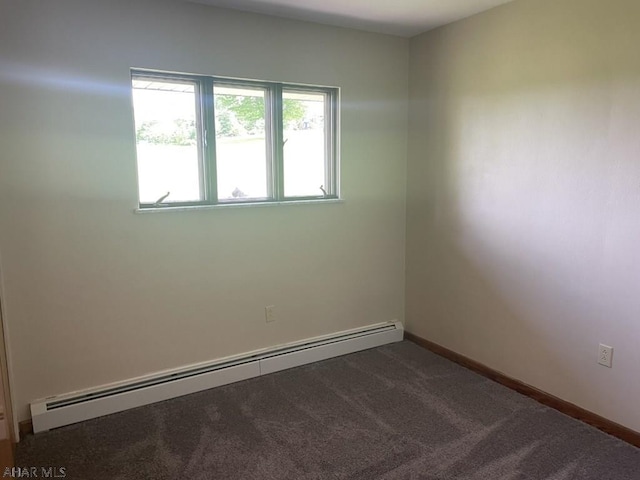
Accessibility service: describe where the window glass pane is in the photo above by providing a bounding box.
[283,91,327,197]
[132,78,201,204]
[214,85,268,201]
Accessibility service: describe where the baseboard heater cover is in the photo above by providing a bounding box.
[30,321,403,434]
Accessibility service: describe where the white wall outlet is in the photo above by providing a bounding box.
[265,305,276,323]
[598,344,613,368]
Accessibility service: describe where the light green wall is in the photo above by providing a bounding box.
[0,0,408,423]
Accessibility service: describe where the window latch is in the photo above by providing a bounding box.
[153,191,170,206]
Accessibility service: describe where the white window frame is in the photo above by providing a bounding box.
[131,69,339,208]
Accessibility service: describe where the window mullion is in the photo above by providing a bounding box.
[202,77,218,203]
[326,89,337,196]
[272,84,285,201]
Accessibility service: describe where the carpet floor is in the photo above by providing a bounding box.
[17,341,640,479]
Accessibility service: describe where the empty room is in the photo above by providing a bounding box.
[0,0,639,478]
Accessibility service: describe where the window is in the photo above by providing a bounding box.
[131,70,338,208]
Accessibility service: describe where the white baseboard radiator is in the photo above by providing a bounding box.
[31,321,403,434]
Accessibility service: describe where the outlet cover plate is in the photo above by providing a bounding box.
[598,344,613,368]
[265,305,276,323]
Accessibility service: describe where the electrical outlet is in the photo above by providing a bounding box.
[265,305,276,323]
[598,344,613,368]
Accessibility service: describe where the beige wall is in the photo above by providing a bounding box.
[407,0,640,431]
[0,0,408,422]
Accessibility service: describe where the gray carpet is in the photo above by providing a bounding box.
[17,341,640,479]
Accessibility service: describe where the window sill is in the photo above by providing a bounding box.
[134,198,344,214]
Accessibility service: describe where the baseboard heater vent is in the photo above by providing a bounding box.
[30,321,403,433]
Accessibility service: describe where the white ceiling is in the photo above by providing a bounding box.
[188,0,517,37]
